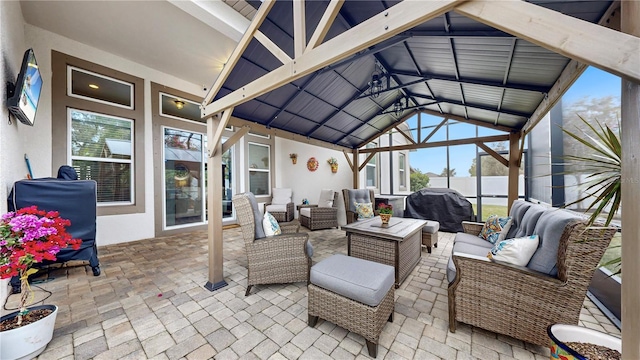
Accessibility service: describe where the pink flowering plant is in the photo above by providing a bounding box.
[0,206,81,326]
[377,203,393,215]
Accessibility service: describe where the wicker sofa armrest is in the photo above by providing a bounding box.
[298,204,318,209]
[461,221,485,235]
[309,206,338,216]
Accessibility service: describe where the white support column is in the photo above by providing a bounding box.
[621,1,640,357]
[205,115,227,291]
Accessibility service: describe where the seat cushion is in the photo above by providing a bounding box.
[347,189,372,212]
[310,254,394,307]
[454,232,494,248]
[266,204,287,212]
[246,192,266,239]
[447,242,496,283]
[422,220,439,234]
[299,207,311,218]
[318,189,334,208]
[514,204,547,238]
[527,209,582,276]
[272,188,292,205]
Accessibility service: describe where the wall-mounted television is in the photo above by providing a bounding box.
[7,49,42,126]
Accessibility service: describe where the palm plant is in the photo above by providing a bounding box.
[560,115,621,273]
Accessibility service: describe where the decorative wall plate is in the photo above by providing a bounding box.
[306,157,319,172]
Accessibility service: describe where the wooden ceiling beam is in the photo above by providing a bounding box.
[454,0,639,83]
[359,134,510,154]
[204,0,466,117]
[202,0,275,107]
[476,141,508,167]
[306,0,344,51]
[255,30,291,64]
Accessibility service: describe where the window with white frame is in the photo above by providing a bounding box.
[365,142,377,188]
[248,143,270,195]
[69,108,133,204]
[399,153,406,187]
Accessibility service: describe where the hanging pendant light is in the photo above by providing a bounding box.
[369,63,384,98]
[393,96,405,117]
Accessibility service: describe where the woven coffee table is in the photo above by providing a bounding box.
[342,216,426,288]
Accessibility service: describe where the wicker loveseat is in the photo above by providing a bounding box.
[447,200,617,346]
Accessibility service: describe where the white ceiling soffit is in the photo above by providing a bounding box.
[168,0,251,42]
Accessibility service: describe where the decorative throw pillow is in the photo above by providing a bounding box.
[478,215,513,244]
[262,212,281,236]
[487,235,539,266]
[354,202,374,219]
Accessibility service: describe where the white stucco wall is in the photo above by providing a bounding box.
[275,138,353,225]
[1,1,30,215]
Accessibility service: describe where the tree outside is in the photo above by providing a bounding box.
[439,167,456,177]
[410,168,430,192]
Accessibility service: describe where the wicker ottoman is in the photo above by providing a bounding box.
[308,254,395,358]
[422,220,439,253]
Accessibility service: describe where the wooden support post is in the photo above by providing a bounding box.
[352,148,359,189]
[507,131,520,212]
[205,116,227,292]
[621,1,640,357]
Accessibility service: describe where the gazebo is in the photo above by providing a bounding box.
[200,1,639,356]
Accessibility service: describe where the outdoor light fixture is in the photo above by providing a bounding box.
[393,96,405,117]
[174,100,185,110]
[369,63,384,98]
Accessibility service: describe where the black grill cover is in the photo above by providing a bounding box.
[8,179,99,267]
[404,188,475,232]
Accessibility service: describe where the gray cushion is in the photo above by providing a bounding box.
[446,242,493,283]
[454,232,494,248]
[310,254,394,307]
[527,209,582,276]
[422,220,440,234]
[306,241,314,257]
[505,200,533,239]
[514,204,547,238]
[246,192,266,239]
[347,189,372,212]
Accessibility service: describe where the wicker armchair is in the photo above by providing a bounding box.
[448,219,616,346]
[264,188,294,222]
[342,189,376,224]
[233,192,311,296]
[299,190,339,230]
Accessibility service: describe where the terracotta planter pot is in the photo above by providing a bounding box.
[291,158,297,164]
[547,324,621,360]
[331,165,338,173]
[0,304,58,360]
[379,213,392,224]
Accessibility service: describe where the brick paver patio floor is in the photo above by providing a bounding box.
[2,227,620,359]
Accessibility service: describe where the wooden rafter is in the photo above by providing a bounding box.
[394,124,416,145]
[454,0,640,83]
[422,118,447,144]
[204,0,466,117]
[222,125,250,154]
[357,110,418,148]
[343,150,354,171]
[476,141,508,167]
[209,109,233,157]
[359,134,510,154]
[419,108,512,132]
[203,0,275,106]
[521,1,621,135]
[306,0,344,52]
[358,152,377,172]
[226,116,352,152]
[255,30,291,64]
[293,0,306,58]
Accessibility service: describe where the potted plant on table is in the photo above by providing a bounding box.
[377,203,393,225]
[0,206,81,360]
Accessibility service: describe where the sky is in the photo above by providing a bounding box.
[408,67,622,176]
